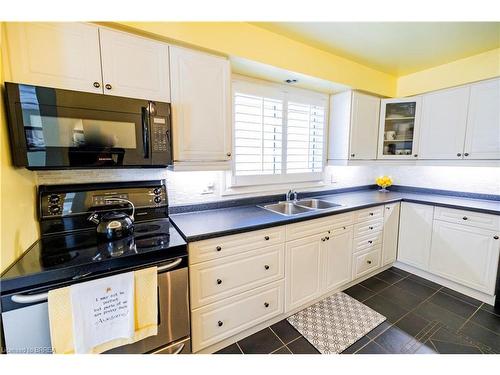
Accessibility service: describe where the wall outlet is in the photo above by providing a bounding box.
[201,181,215,195]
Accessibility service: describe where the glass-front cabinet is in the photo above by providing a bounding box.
[377,97,422,159]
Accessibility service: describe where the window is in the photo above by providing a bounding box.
[232,78,328,186]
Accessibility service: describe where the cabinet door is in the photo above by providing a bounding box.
[5,22,102,93]
[382,203,400,265]
[285,234,323,312]
[99,28,170,102]
[463,79,500,159]
[430,221,500,294]
[419,86,470,159]
[328,91,352,160]
[323,226,353,292]
[397,203,434,270]
[349,92,380,160]
[378,97,422,159]
[169,46,231,162]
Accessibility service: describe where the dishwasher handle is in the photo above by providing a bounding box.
[157,258,183,273]
[11,292,49,304]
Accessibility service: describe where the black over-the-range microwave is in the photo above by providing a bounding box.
[4,82,172,169]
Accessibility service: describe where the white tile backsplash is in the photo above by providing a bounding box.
[35,165,500,207]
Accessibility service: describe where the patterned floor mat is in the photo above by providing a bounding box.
[287,292,386,354]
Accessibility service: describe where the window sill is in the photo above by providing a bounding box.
[221,179,327,197]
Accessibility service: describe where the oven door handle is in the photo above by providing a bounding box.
[157,258,183,273]
[11,292,49,304]
[10,259,183,304]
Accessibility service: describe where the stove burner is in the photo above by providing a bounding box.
[134,224,161,233]
[135,233,170,249]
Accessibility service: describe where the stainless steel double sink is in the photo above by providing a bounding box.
[259,198,342,216]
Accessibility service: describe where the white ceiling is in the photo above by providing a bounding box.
[253,22,500,76]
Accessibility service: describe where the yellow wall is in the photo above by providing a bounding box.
[112,22,397,97]
[397,48,500,97]
[0,23,39,272]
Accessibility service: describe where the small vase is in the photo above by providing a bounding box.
[378,187,389,193]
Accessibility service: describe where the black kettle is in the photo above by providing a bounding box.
[88,198,135,240]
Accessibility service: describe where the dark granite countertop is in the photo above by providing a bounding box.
[170,189,500,242]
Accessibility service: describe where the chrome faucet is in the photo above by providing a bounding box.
[286,189,298,202]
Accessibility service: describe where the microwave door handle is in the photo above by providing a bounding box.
[142,106,150,159]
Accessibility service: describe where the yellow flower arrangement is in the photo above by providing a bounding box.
[376,175,393,192]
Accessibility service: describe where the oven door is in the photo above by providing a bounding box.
[105,264,191,354]
[1,259,190,354]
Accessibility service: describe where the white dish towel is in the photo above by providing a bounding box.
[70,272,135,353]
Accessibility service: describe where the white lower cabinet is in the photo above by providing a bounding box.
[323,226,353,293]
[352,248,382,279]
[190,244,284,309]
[191,280,284,352]
[429,220,500,295]
[382,203,400,265]
[397,202,434,269]
[189,203,500,352]
[285,234,324,312]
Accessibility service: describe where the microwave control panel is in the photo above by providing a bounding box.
[152,117,169,152]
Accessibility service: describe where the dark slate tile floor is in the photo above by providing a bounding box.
[214,267,500,354]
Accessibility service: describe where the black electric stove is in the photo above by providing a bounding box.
[0,180,187,296]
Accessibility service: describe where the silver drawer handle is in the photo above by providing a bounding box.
[11,292,49,304]
[157,258,183,273]
[171,342,185,354]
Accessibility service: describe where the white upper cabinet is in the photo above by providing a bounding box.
[378,97,422,159]
[169,46,231,163]
[463,78,500,159]
[350,92,381,160]
[99,28,170,102]
[418,86,470,159]
[5,23,103,94]
[328,91,380,160]
[5,23,170,102]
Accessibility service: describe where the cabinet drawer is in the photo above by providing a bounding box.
[190,244,284,308]
[189,226,286,264]
[353,220,383,239]
[286,212,353,241]
[434,206,500,231]
[353,231,383,253]
[352,247,381,279]
[191,280,284,352]
[354,206,384,223]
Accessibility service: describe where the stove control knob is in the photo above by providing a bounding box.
[154,196,162,204]
[153,188,162,195]
[49,194,60,204]
[49,205,61,214]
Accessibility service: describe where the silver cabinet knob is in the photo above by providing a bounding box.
[226,152,232,157]
[105,83,112,90]
[93,81,101,88]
